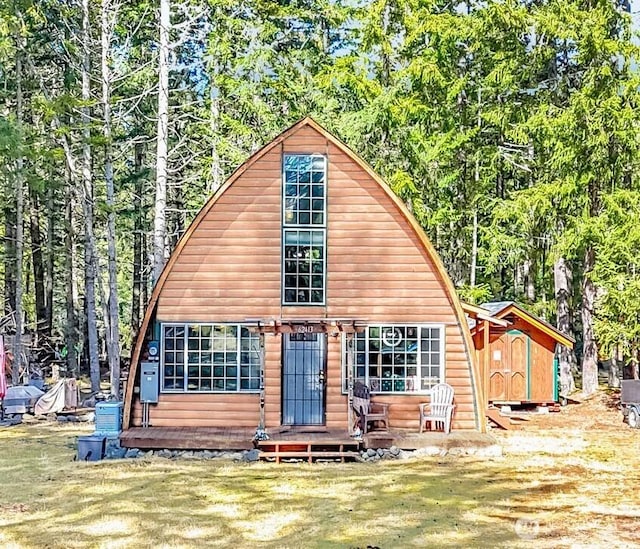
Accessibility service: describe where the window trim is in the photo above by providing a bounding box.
[281,153,328,306]
[342,324,446,395]
[281,228,327,306]
[160,322,261,394]
[282,153,327,228]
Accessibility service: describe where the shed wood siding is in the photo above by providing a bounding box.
[508,317,556,403]
[482,316,558,404]
[135,122,477,431]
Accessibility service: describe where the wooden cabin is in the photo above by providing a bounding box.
[468,301,574,406]
[121,118,485,448]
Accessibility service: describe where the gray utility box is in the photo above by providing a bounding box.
[140,362,159,403]
[621,380,640,429]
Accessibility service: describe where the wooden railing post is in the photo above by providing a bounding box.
[259,332,266,430]
[347,333,355,435]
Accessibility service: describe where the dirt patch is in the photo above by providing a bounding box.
[488,390,640,547]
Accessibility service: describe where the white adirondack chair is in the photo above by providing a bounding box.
[419,383,455,434]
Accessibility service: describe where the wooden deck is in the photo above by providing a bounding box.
[119,427,358,451]
[120,427,257,450]
[120,426,498,455]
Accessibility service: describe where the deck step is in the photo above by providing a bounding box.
[257,438,361,463]
[486,408,513,430]
[259,450,360,463]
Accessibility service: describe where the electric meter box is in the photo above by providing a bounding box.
[140,362,159,403]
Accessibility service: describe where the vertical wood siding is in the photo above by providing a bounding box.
[479,317,558,405]
[136,124,478,431]
[507,318,557,403]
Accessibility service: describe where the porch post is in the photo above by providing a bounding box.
[346,333,355,435]
[259,332,266,429]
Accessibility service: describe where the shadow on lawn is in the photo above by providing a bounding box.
[0,428,579,549]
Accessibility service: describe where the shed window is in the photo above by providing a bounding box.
[282,154,326,305]
[342,325,444,393]
[161,323,260,392]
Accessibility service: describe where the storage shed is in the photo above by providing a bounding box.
[121,118,485,448]
[469,301,574,406]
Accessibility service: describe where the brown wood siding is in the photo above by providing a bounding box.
[264,335,282,427]
[132,393,260,428]
[133,123,478,431]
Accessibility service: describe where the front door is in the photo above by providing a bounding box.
[282,332,326,425]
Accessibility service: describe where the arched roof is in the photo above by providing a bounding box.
[123,117,483,430]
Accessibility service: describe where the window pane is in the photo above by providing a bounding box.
[312,156,325,170]
[285,289,296,302]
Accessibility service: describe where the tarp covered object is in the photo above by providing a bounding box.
[3,385,45,415]
[34,379,78,415]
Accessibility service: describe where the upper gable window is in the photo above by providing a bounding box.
[283,155,326,226]
[282,154,326,305]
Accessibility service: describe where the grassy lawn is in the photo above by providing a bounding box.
[1,393,639,548]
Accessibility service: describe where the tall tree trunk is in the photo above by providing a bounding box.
[554,256,576,398]
[131,143,144,340]
[470,207,478,288]
[29,189,46,337]
[64,172,79,378]
[4,187,16,318]
[523,258,535,302]
[608,343,622,389]
[81,0,101,392]
[141,230,149,309]
[153,0,170,284]
[209,72,222,193]
[45,184,54,336]
[13,48,25,384]
[581,246,599,395]
[102,0,121,398]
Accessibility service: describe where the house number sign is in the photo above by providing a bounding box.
[295,324,318,334]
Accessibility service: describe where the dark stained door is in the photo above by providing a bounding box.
[282,332,326,425]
